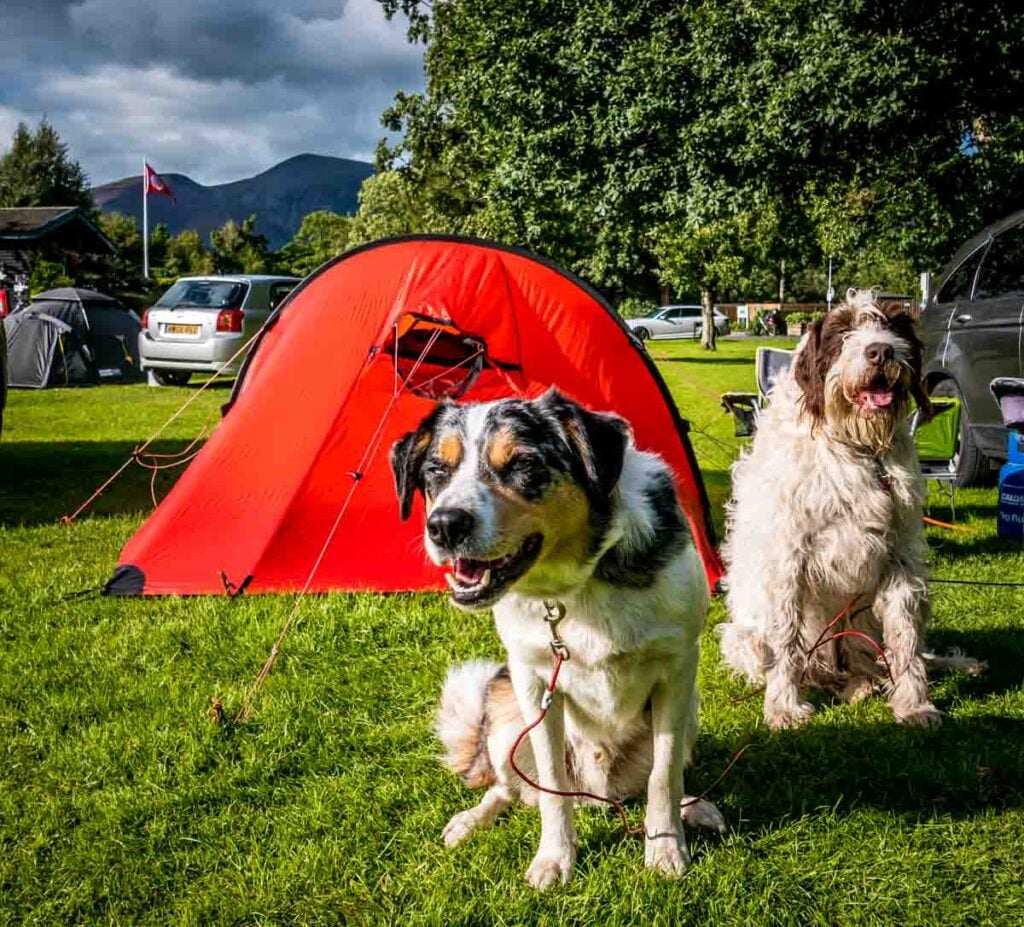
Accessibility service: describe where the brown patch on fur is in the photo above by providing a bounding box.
[793,307,855,426]
[486,428,518,470]
[884,307,931,420]
[489,477,593,573]
[414,431,432,453]
[438,433,463,468]
[485,673,523,730]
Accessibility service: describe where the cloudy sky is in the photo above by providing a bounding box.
[0,0,425,186]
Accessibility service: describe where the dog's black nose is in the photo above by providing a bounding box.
[427,507,476,548]
[865,342,894,366]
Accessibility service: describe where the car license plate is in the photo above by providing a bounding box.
[165,323,200,335]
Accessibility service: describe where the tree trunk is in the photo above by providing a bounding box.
[778,259,786,304]
[700,285,718,351]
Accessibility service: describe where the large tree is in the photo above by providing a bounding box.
[209,215,270,275]
[0,119,94,211]
[279,210,353,277]
[379,0,1024,326]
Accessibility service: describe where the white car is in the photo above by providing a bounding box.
[625,305,731,342]
[139,274,300,386]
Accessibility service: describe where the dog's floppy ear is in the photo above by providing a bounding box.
[793,316,826,425]
[390,407,442,520]
[541,388,631,499]
[886,307,932,421]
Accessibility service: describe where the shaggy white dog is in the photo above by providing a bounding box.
[720,290,963,730]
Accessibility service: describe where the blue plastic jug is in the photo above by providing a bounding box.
[997,432,1024,541]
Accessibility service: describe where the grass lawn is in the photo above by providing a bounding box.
[1,337,1023,926]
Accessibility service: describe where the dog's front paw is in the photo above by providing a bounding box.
[525,844,576,890]
[765,701,814,731]
[442,810,478,848]
[841,677,877,704]
[645,832,691,878]
[681,797,726,833]
[895,703,943,727]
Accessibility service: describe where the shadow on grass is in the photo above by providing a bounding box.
[930,535,1023,558]
[0,440,199,526]
[696,712,1024,831]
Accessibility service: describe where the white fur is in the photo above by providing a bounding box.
[435,659,504,772]
[720,293,947,729]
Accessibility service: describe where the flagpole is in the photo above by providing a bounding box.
[142,156,149,280]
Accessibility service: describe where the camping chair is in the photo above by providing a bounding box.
[721,347,796,437]
[910,397,960,518]
[991,378,1024,433]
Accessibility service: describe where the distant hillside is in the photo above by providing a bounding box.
[92,153,373,248]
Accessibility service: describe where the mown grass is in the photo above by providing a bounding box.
[1,337,1022,926]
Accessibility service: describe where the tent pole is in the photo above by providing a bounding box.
[142,156,149,280]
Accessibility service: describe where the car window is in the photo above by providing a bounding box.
[662,308,682,320]
[936,246,986,303]
[155,280,248,309]
[973,225,1024,300]
[269,282,295,310]
[680,307,701,318]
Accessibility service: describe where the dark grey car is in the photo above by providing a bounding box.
[921,209,1024,485]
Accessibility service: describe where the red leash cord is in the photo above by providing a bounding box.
[506,602,750,838]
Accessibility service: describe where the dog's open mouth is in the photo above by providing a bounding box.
[854,389,895,415]
[444,533,543,607]
[850,376,901,417]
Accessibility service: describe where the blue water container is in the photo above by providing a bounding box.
[997,432,1024,541]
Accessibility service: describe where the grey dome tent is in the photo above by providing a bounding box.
[4,287,143,388]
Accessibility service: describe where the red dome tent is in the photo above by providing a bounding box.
[105,237,723,597]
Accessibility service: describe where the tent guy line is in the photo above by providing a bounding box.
[232,324,445,725]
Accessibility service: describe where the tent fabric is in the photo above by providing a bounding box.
[107,236,724,597]
[3,287,143,388]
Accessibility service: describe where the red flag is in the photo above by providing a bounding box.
[144,162,176,203]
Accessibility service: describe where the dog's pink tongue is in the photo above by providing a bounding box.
[454,559,487,584]
[858,390,894,410]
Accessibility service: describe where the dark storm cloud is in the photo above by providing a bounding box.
[0,0,424,184]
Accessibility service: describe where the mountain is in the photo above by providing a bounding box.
[92,154,373,248]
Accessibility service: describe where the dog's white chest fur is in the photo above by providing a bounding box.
[495,549,707,740]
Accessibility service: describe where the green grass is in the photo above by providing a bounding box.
[2,338,1023,926]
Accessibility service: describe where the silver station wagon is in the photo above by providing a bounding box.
[139,274,300,386]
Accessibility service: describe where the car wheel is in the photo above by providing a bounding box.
[634,327,650,342]
[151,369,192,387]
[929,378,991,487]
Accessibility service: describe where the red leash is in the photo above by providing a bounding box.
[507,601,748,838]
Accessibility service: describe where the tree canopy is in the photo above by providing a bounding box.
[378,0,1024,314]
[0,119,94,211]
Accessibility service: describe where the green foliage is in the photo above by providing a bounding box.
[0,119,94,211]
[278,210,353,277]
[28,259,73,294]
[378,0,1024,303]
[347,171,449,248]
[209,215,270,275]
[159,229,214,282]
[617,296,657,319]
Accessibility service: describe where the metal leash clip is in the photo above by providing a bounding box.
[543,599,570,661]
